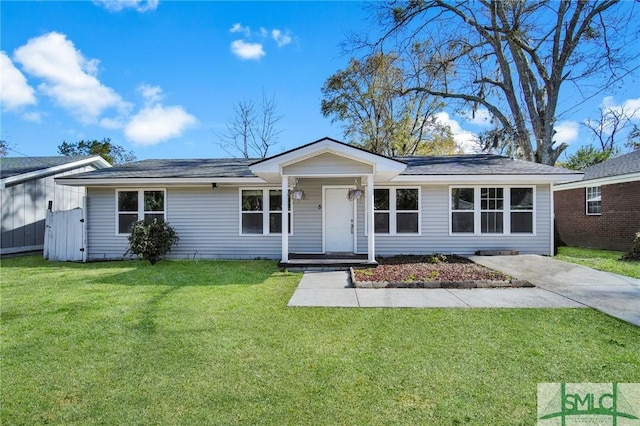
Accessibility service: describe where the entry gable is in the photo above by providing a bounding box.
[250,137,406,182]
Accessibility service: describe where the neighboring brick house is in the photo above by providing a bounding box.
[554,150,640,251]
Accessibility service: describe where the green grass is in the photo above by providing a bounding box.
[2,256,639,425]
[556,246,640,279]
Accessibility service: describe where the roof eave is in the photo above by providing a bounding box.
[0,156,111,189]
[55,176,266,187]
[391,173,583,184]
[554,171,640,191]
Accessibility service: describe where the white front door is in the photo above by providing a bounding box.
[324,187,355,253]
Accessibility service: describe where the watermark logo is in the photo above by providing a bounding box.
[538,383,640,425]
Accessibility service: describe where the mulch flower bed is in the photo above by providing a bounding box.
[351,254,532,288]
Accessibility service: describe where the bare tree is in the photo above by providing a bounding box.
[357,0,639,165]
[217,92,283,158]
[583,103,640,154]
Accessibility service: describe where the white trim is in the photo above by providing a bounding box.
[115,188,167,236]
[281,177,289,263]
[365,186,422,236]
[322,185,357,253]
[56,176,265,187]
[448,185,537,236]
[549,183,555,255]
[585,185,602,216]
[392,174,581,185]
[554,171,640,191]
[2,156,111,189]
[366,174,375,262]
[251,138,406,175]
[238,187,293,236]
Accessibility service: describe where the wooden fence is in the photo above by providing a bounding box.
[44,207,85,262]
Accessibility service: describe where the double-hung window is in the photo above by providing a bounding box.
[480,188,504,233]
[373,188,420,234]
[117,189,166,234]
[586,186,601,215]
[241,189,291,235]
[450,186,534,235]
[510,188,534,233]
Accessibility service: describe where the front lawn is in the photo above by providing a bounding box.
[556,246,640,279]
[2,256,639,425]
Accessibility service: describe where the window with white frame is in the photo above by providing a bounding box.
[510,187,534,233]
[117,189,166,234]
[451,187,475,233]
[586,186,601,215]
[241,189,291,235]
[372,188,420,234]
[450,186,535,235]
[480,187,504,233]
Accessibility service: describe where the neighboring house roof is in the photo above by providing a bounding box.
[555,150,640,191]
[582,149,640,180]
[0,155,111,188]
[56,138,581,186]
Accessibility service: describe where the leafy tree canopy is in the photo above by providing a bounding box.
[58,138,136,165]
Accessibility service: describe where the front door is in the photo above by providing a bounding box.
[324,187,355,253]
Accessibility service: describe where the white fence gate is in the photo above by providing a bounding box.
[44,207,85,262]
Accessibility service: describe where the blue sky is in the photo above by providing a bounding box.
[1,1,639,161]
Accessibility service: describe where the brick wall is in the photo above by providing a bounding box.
[554,180,640,251]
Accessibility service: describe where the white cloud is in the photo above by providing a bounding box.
[229,23,251,37]
[125,104,196,146]
[553,121,579,146]
[230,40,266,60]
[463,108,492,127]
[93,0,158,12]
[13,32,131,122]
[137,83,164,104]
[0,51,37,111]
[271,29,292,47]
[600,96,640,120]
[22,112,41,122]
[434,111,479,153]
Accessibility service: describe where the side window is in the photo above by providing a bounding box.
[374,189,390,234]
[117,189,166,234]
[396,188,419,233]
[118,191,139,234]
[451,188,474,233]
[586,186,601,215]
[241,190,263,234]
[240,188,292,235]
[510,188,533,233]
[480,188,504,234]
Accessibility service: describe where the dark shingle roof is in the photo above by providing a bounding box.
[0,156,95,179]
[66,158,258,179]
[396,154,579,175]
[582,150,640,180]
[58,154,579,180]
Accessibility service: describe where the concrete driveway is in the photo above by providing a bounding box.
[469,254,640,327]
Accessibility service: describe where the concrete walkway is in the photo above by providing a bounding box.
[469,255,640,326]
[287,270,585,309]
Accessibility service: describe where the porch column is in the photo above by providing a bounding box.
[366,174,375,263]
[281,175,289,263]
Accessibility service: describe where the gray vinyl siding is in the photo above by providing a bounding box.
[84,182,553,260]
[1,166,91,255]
[282,153,373,176]
[86,186,282,260]
[372,184,552,256]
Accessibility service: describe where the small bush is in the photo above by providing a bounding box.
[125,219,179,265]
[620,232,640,261]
